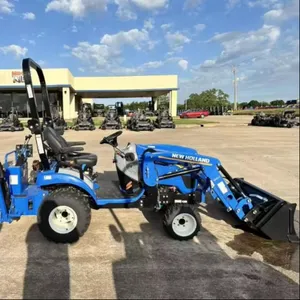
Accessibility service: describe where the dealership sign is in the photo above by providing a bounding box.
[12,71,24,83]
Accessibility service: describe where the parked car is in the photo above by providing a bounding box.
[179,109,210,118]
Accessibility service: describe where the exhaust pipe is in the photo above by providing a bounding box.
[234,178,299,243]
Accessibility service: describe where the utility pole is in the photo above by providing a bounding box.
[232,66,238,110]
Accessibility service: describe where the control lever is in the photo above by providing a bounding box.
[114,146,125,158]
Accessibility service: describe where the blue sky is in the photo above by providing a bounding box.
[0,0,299,105]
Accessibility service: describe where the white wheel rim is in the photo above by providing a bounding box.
[172,213,197,237]
[48,205,78,234]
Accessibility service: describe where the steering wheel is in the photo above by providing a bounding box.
[100,130,123,147]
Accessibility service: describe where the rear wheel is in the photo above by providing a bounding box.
[163,204,201,241]
[38,187,91,243]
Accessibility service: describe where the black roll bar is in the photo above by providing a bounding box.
[22,58,51,170]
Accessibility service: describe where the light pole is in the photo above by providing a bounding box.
[232,66,238,110]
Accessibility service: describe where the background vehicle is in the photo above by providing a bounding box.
[179,109,210,119]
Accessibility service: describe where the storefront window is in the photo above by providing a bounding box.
[0,91,62,118]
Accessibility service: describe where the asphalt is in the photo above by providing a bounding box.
[0,115,299,299]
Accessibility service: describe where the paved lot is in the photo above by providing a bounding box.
[0,116,299,299]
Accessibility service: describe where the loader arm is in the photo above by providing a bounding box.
[142,150,299,242]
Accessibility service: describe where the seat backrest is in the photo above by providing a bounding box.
[43,126,68,154]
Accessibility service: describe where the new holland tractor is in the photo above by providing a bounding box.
[0,58,299,245]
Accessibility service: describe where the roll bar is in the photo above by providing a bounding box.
[22,58,51,170]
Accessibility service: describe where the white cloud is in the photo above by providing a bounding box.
[23,12,36,20]
[115,0,137,20]
[194,23,206,32]
[207,24,281,65]
[46,0,109,18]
[178,59,188,70]
[71,25,78,32]
[37,32,45,38]
[165,31,191,52]
[161,23,172,31]
[264,0,299,23]
[38,60,46,66]
[144,18,155,31]
[131,0,168,10]
[0,0,14,14]
[29,40,36,45]
[70,27,156,73]
[71,42,116,69]
[248,0,281,9]
[226,0,240,10]
[46,0,168,19]
[142,60,164,68]
[63,44,70,49]
[78,67,85,72]
[100,28,151,50]
[183,0,205,10]
[0,45,28,58]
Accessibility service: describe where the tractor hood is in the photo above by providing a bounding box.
[136,144,198,156]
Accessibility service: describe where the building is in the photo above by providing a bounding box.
[0,68,178,119]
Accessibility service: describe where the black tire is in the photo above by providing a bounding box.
[37,187,91,243]
[11,127,15,132]
[163,204,201,241]
[75,127,79,131]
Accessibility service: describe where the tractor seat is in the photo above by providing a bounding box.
[43,126,98,168]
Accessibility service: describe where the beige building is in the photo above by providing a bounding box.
[0,68,178,119]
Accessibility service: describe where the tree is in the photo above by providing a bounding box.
[260,101,269,107]
[177,104,185,111]
[157,95,169,110]
[270,100,285,106]
[247,100,260,108]
[238,102,248,109]
[185,88,230,109]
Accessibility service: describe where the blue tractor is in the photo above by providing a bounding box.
[0,58,299,244]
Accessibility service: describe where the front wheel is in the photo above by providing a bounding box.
[38,188,91,243]
[163,204,201,241]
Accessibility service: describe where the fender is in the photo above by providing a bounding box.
[35,168,97,201]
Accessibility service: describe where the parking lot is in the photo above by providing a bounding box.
[0,116,299,299]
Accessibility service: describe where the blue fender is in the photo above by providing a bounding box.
[35,169,97,201]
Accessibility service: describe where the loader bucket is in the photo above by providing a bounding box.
[234,178,299,243]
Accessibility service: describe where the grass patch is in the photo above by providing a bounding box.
[173,118,217,125]
[233,108,300,116]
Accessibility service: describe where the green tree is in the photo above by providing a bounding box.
[260,101,269,107]
[270,100,285,106]
[157,95,169,110]
[238,102,248,109]
[186,88,230,109]
[177,104,185,111]
[247,100,260,108]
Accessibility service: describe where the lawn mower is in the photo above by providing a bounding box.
[43,104,67,135]
[0,58,298,246]
[72,103,96,131]
[127,110,154,131]
[153,109,176,129]
[100,109,123,130]
[251,110,300,128]
[0,108,24,132]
